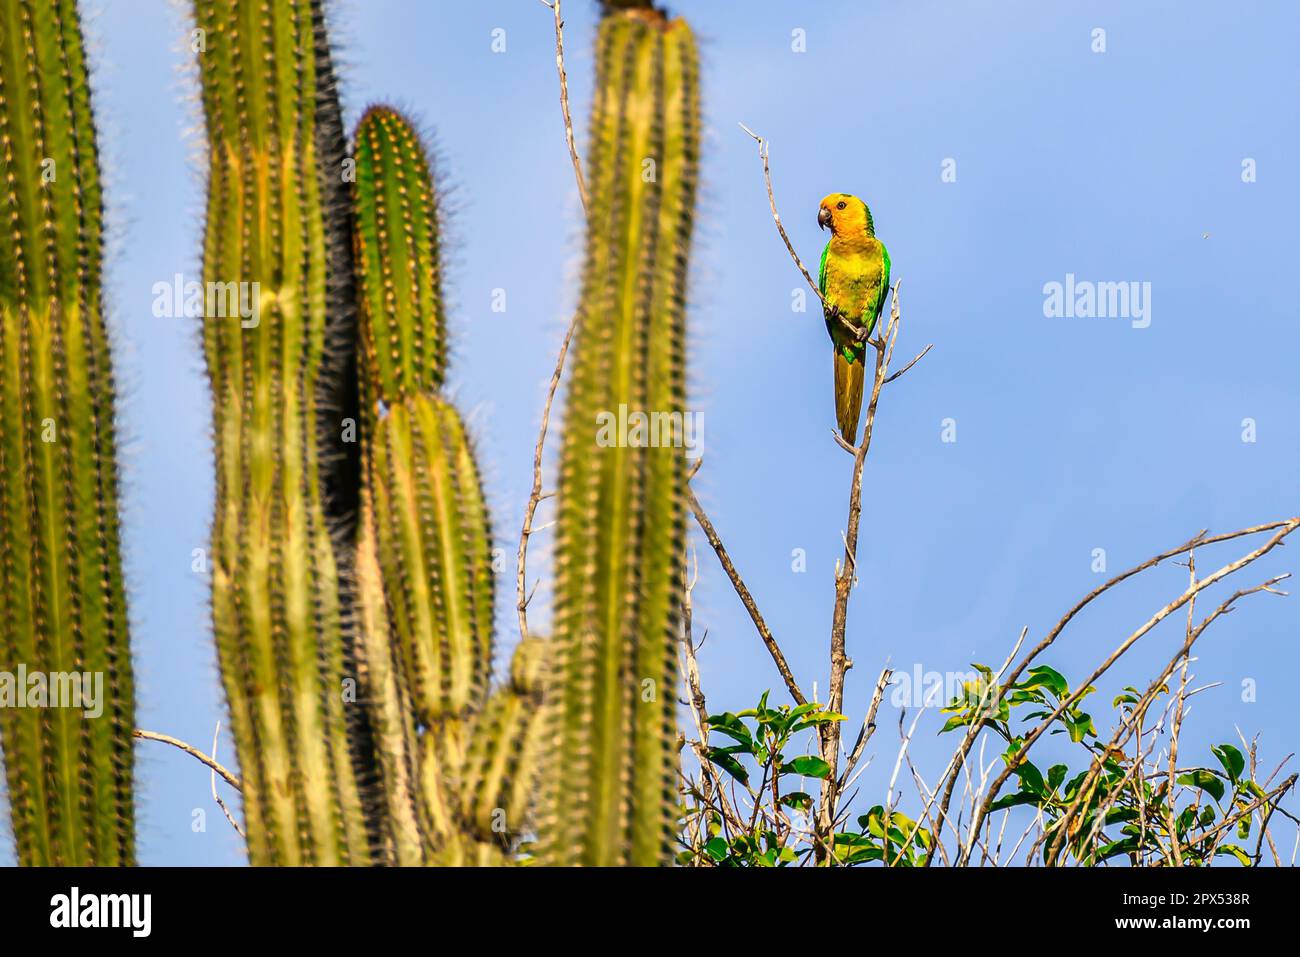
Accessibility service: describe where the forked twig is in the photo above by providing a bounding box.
[688,484,806,706]
[519,0,588,643]
[135,727,241,792]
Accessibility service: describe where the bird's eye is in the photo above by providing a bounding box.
[836,201,846,210]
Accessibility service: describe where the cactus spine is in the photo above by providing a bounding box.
[0,0,135,866]
[544,4,700,866]
[193,0,370,866]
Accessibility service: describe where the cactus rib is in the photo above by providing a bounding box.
[545,5,699,866]
[352,107,546,864]
[353,106,447,403]
[194,0,369,866]
[0,0,134,865]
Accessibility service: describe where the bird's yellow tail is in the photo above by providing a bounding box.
[834,349,865,445]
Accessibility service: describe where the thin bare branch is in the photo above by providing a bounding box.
[963,523,1299,865]
[208,722,244,837]
[1040,573,1289,865]
[926,516,1300,865]
[883,342,933,384]
[519,0,588,643]
[542,0,588,213]
[687,485,806,706]
[838,667,892,790]
[135,728,242,793]
[738,123,873,344]
[738,124,821,300]
[814,282,902,860]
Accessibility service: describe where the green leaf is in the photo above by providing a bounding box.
[1018,665,1069,697]
[1178,770,1226,803]
[1216,844,1252,867]
[1062,770,1090,802]
[1211,744,1245,783]
[707,724,754,750]
[706,748,750,785]
[843,846,884,864]
[779,791,813,812]
[790,711,846,733]
[1008,688,1046,706]
[1015,760,1046,796]
[703,837,728,862]
[938,712,970,734]
[859,806,886,839]
[1047,764,1068,793]
[1097,836,1140,862]
[989,791,1042,812]
[1104,806,1139,825]
[1112,689,1139,708]
[706,713,753,748]
[783,755,831,779]
[1065,711,1095,743]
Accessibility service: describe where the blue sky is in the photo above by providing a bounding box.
[5,0,1293,865]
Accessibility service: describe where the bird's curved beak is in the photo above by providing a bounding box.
[817,206,832,231]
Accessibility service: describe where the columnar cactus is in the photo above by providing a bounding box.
[352,106,533,863]
[0,0,135,866]
[544,4,700,866]
[457,637,547,846]
[352,107,448,404]
[193,0,371,866]
[353,108,491,725]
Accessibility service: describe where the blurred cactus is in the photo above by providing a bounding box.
[366,394,494,727]
[543,5,700,866]
[352,106,448,403]
[351,106,542,864]
[457,638,547,846]
[353,108,491,727]
[0,0,135,866]
[193,0,371,866]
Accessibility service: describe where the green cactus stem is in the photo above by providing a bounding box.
[193,0,370,866]
[544,5,700,866]
[366,393,494,728]
[354,510,430,865]
[353,108,494,734]
[0,0,135,866]
[352,106,509,863]
[352,106,447,403]
[457,638,547,847]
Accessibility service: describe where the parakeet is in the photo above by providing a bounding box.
[818,193,890,445]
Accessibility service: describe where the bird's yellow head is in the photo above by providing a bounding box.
[818,193,875,239]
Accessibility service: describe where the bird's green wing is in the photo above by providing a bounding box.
[871,241,892,322]
[818,241,829,295]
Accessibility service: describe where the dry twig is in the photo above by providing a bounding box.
[687,485,806,706]
[518,0,588,643]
